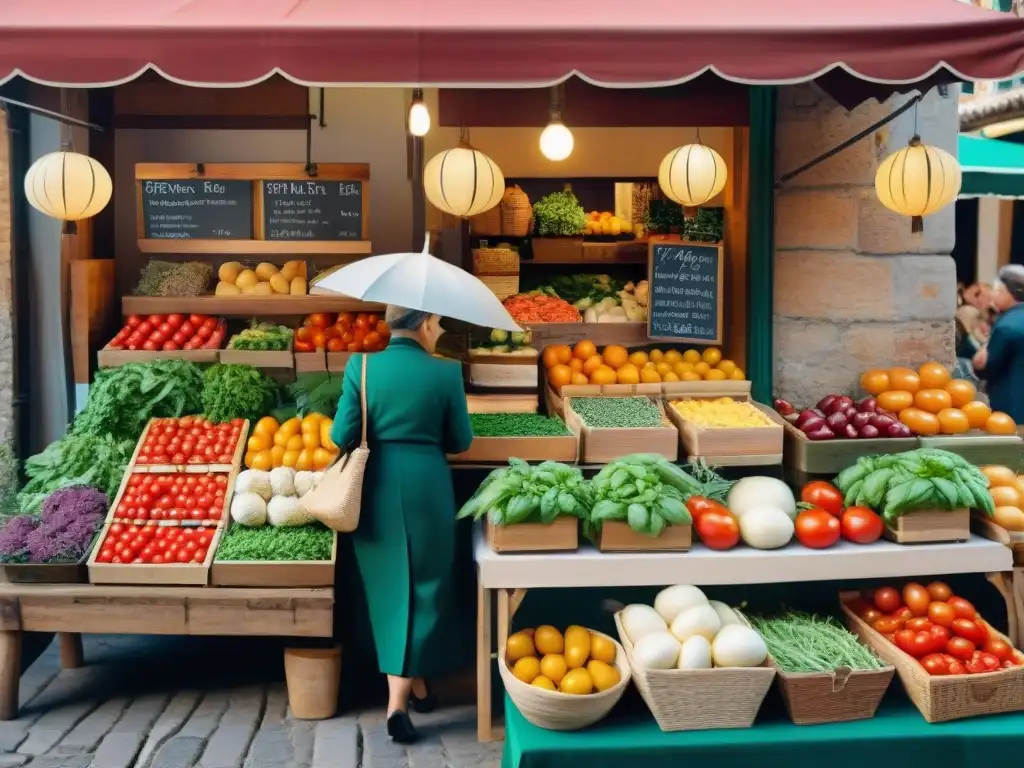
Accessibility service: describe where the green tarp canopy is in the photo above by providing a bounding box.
[959,134,1024,199]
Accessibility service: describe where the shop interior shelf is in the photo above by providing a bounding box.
[121,295,386,316]
[137,239,373,256]
[474,529,1012,589]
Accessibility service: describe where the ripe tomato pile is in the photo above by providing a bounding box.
[108,314,226,352]
[853,582,1022,675]
[113,472,228,523]
[797,481,884,548]
[136,417,243,466]
[294,312,390,354]
[94,523,216,565]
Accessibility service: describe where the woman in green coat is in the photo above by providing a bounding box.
[331,305,472,744]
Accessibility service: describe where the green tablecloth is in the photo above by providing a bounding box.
[502,691,1024,768]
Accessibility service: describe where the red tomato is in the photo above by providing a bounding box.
[951,618,988,646]
[946,637,976,661]
[840,506,884,544]
[800,481,844,516]
[929,625,950,648]
[903,582,931,617]
[137,321,154,336]
[143,340,159,351]
[860,608,883,624]
[126,315,143,327]
[975,651,1001,672]
[188,314,205,327]
[983,638,1015,663]
[695,510,740,551]
[873,587,902,614]
[685,496,715,522]
[928,601,955,627]
[920,653,949,675]
[872,616,904,634]
[948,596,977,620]
[795,508,841,548]
[894,629,917,655]
[906,617,933,632]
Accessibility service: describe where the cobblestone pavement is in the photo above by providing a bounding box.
[0,636,502,768]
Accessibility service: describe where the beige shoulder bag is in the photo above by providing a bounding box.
[300,355,368,533]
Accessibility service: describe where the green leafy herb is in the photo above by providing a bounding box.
[17,434,133,514]
[533,191,586,237]
[133,260,212,297]
[458,459,592,526]
[215,523,334,561]
[469,413,570,438]
[750,612,885,673]
[585,454,697,539]
[287,373,343,418]
[228,322,294,351]
[202,364,278,424]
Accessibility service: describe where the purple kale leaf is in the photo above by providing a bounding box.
[25,486,107,563]
[0,515,39,563]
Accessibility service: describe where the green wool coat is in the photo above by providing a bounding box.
[331,337,472,677]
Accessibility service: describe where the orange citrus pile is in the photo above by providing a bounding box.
[543,341,744,392]
[860,361,1016,437]
[244,414,340,471]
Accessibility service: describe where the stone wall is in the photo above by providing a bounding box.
[0,108,13,446]
[773,85,959,406]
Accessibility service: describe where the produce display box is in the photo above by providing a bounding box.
[127,419,248,474]
[104,468,236,527]
[774,662,895,725]
[0,533,98,584]
[219,337,295,369]
[327,352,354,372]
[782,420,918,475]
[613,611,775,731]
[666,395,784,460]
[449,434,578,464]
[97,347,219,368]
[209,521,338,587]
[917,434,1024,469]
[479,275,520,300]
[563,396,679,464]
[546,381,744,418]
[294,350,328,373]
[468,349,540,389]
[87,522,223,585]
[884,508,969,544]
[840,592,1024,722]
[531,237,584,262]
[465,394,539,414]
[595,521,691,552]
[484,518,578,553]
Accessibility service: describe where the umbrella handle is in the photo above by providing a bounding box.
[422,233,431,254]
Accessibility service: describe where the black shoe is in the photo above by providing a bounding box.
[387,711,419,744]
[409,683,439,714]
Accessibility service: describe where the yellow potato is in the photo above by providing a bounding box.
[254,262,279,281]
[290,277,307,295]
[218,261,243,283]
[269,273,290,294]
[215,281,241,296]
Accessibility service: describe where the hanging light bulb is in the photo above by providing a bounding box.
[540,86,573,161]
[408,88,431,137]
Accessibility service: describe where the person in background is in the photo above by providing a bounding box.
[973,265,1024,424]
[331,305,472,744]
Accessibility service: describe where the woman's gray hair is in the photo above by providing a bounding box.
[996,265,1024,303]
[385,305,432,332]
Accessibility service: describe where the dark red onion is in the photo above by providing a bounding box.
[843,424,859,439]
[888,422,914,438]
[800,416,828,433]
[805,425,836,441]
[826,412,848,432]
[833,395,854,413]
[784,413,800,423]
[870,413,895,430]
[844,406,858,419]
[851,412,873,429]
[857,397,878,413]
[773,398,795,416]
[858,424,881,439]
[796,409,823,429]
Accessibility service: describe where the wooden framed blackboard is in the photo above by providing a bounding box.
[647,240,724,345]
[135,163,371,256]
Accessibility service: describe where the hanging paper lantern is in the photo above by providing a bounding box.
[423,147,504,217]
[23,150,112,221]
[658,145,728,209]
[875,137,961,233]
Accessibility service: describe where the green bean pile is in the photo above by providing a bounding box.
[469,413,570,437]
[572,397,663,428]
[216,523,334,561]
[749,612,885,673]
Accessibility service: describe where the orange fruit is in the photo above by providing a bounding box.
[589,365,617,386]
[655,362,673,378]
[982,466,1019,488]
[717,360,737,376]
[919,361,951,389]
[573,340,598,360]
[944,379,977,408]
[937,408,970,435]
[543,345,572,369]
[860,369,891,396]
[702,348,722,365]
[603,345,629,369]
[251,450,274,471]
[681,371,703,382]
[663,372,680,382]
[991,485,1022,507]
[582,355,605,376]
[569,358,584,374]
[877,390,914,413]
[639,367,662,384]
[243,450,256,468]
[616,364,640,385]
[730,368,745,380]
[914,388,953,414]
[986,412,1018,435]
[628,351,649,367]
[673,361,694,376]
[548,364,573,392]
[693,361,711,377]
[649,349,664,363]
[899,407,941,436]
[889,367,921,394]
[570,372,589,386]
[705,369,727,381]
[962,400,993,429]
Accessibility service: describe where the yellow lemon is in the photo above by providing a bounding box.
[589,633,617,664]
[521,627,536,638]
[627,351,649,367]
[534,626,564,656]
[717,359,737,376]
[559,668,594,695]
[247,434,270,452]
[279,417,301,437]
[254,416,280,437]
[649,349,664,363]
[663,372,680,382]
[565,644,589,670]
[270,445,286,466]
[531,675,557,691]
[702,347,723,365]
[681,349,701,363]
[565,625,590,645]
[506,632,536,663]
[682,371,703,382]
[673,361,694,376]
[286,435,305,451]
[587,660,621,692]
[655,362,673,378]
[693,362,711,376]
[540,654,568,684]
[640,367,662,384]
[731,368,746,380]
[664,350,683,364]
[705,369,727,381]
[512,657,541,684]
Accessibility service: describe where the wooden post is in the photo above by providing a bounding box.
[0,631,21,720]
[476,580,493,742]
[58,632,83,670]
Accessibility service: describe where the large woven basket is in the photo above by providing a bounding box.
[614,612,775,731]
[501,185,532,236]
[498,630,631,731]
[775,663,894,725]
[470,204,502,237]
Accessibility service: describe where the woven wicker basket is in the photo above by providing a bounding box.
[614,612,775,731]
[471,205,502,237]
[501,185,532,236]
[775,663,895,725]
[498,630,631,731]
[472,247,520,276]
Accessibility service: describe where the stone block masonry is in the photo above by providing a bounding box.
[0,107,13,446]
[773,85,959,406]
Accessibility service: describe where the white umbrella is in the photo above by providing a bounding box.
[314,236,522,332]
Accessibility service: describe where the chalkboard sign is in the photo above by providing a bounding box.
[647,241,723,344]
[140,179,253,240]
[261,180,363,241]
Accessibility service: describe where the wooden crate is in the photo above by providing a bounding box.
[466,394,539,414]
[479,275,519,300]
[219,337,294,369]
[295,351,328,372]
[666,396,784,459]
[841,593,1024,722]
[596,521,691,552]
[210,524,338,587]
[128,420,248,474]
[105,468,236,526]
[0,542,95,584]
[564,396,679,464]
[484,518,578,553]
[918,434,1024,471]
[885,508,970,544]
[97,347,219,368]
[327,352,354,372]
[775,664,894,725]
[546,380,745,418]
[87,523,223,586]
[783,420,918,475]
[449,434,578,463]
[531,238,583,262]
[469,359,539,389]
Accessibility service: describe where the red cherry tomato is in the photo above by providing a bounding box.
[920,653,949,675]
[695,510,740,551]
[926,581,953,601]
[928,601,956,627]
[951,618,988,646]
[948,596,977,620]
[906,617,934,632]
[794,508,841,549]
[840,506,884,544]
[800,481,844,516]
[902,582,931,617]
[945,637,976,661]
[872,616,904,634]
[982,638,1015,663]
[873,587,902,614]
[685,496,725,523]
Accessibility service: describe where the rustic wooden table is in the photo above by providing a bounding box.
[0,582,334,720]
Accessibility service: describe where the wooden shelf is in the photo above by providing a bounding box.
[138,239,372,256]
[528,322,650,347]
[121,295,385,316]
